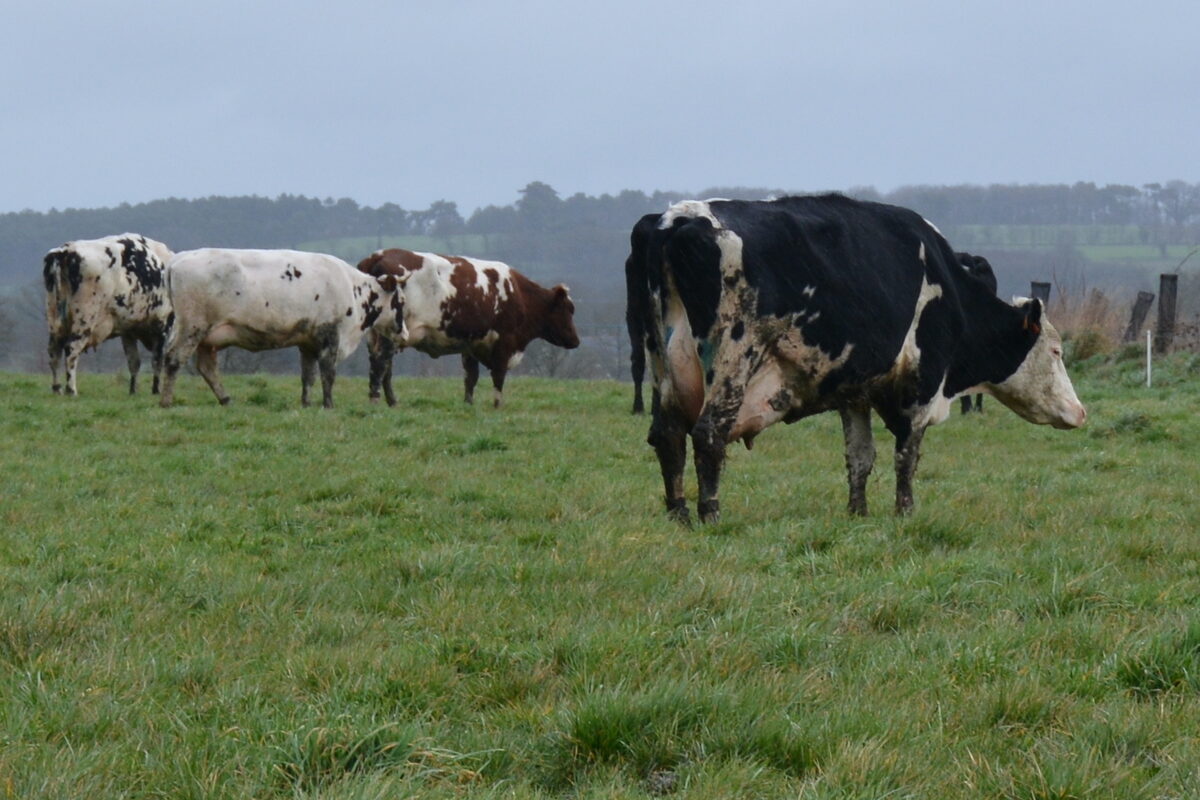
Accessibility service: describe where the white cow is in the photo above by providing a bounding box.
[43,233,174,395]
[159,249,407,408]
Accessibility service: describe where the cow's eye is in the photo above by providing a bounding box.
[1051,347,1062,358]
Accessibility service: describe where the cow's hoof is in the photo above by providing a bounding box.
[51,385,62,395]
[698,500,720,525]
[368,395,380,405]
[219,397,232,406]
[666,502,692,527]
[386,398,398,408]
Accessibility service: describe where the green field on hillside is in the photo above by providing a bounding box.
[3,360,1200,799]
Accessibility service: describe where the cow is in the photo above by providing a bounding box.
[628,195,1086,524]
[356,249,580,408]
[159,249,407,408]
[43,233,174,396]
[956,252,998,414]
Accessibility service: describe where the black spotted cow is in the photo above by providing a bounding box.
[43,233,174,395]
[955,252,999,414]
[628,195,1086,524]
[159,249,406,408]
[357,249,580,408]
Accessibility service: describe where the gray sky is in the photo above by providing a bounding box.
[3,0,1197,215]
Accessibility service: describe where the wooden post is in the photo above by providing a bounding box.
[1123,291,1156,342]
[1030,282,1051,304]
[1155,274,1178,353]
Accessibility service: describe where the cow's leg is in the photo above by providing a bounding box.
[148,333,164,395]
[48,335,64,394]
[489,365,507,408]
[121,334,141,395]
[462,354,480,404]
[62,336,86,396]
[367,333,397,406]
[630,339,645,415]
[160,332,201,408]
[974,394,984,413]
[691,415,731,524]
[382,355,396,407]
[839,403,876,516]
[893,425,927,516]
[647,390,690,524]
[300,350,317,407]
[959,395,972,415]
[317,339,338,409]
[382,354,397,407]
[194,344,231,406]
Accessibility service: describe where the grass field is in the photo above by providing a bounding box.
[3,358,1200,799]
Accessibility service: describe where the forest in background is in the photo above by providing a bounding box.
[2,180,1199,378]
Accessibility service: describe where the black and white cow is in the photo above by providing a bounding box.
[628,195,1086,524]
[43,233,174,395]
[955,252,998,414]
[159,249,406,408]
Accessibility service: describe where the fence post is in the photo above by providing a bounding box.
[1030,282,1051,304]
[1147,330,1152,388]
[1123,291,1156,342]
[1155,274,1178,354]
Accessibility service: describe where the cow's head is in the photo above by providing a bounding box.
[988,298,1086,429]
[371,273,409,344]
[541,285,580,349]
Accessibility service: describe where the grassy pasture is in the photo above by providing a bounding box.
[2,362,1200,799]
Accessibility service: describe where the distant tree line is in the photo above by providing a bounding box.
[4,180,1199,286]
[3,179,1199,377]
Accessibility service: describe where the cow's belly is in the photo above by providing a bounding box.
[728,360,791,442]
[203,322,313,352]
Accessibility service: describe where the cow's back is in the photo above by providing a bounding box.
[168,249,366,350]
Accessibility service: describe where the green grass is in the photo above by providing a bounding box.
[3,361,1200,798]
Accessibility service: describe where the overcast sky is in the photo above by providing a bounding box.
[3,0,1197,215]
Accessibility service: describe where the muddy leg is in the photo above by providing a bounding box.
[48,335,64,394]
[894,426,926,515]
[490,365,507,408]
[648,390,691,524]
[63,338,85,396]
[121,334,141,394]
[318,342,338,409]
[194,344,231,405]
[839,403,876,516]
[300,350,317,407]
[149,332,165,395]
[159,332,200,408]
[368,333,396,406]
[462,354,480,404]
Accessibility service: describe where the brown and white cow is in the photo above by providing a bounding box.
[43,233,174,395]
[159,248,406,408]
[357,249,580,407]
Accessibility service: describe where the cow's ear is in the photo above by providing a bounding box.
[1021,298,1043,336]
[553,285,570,303]
[378,274,397,293]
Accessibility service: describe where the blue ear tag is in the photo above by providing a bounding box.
[698,338,716,380]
